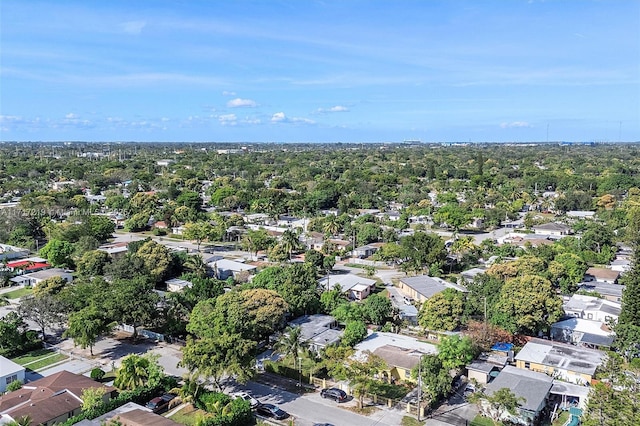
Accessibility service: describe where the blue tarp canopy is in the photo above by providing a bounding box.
[491,342,513,352]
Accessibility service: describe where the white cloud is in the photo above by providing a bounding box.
[120,20,146,35]
[271,112,286,122]
[500,121,532,129]
[65,113,78,119]
[227,98,258,108]
[317,105,349,113]
[222,91,236,96]
[270,112,315,125]
[218,113,237,126]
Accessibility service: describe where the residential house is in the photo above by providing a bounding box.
[165,278,193,292]
[515,338,605,385]
[566,211,596,220]
[584,267,619,284]
[76,403,181,426]
[287,314,343,353]
[354,332,437,382]
[610,258,631,273]
[98,242,129,259]
[318,274,377,301]
[0,244,30,261]
[0,371,115,426]
[0,356,25,393]
[397,275,467,304]
[465,352,508,385]
[156,159,175,166]
[208,258,257,280]
[10,268,73,287]
[483,365,553,426]
[550,318,615,349]
[302,232,325,251]
[531,222,571,237]
[352,244,379,259]
[563,294,620,323]
[578,281,624,303]
[459,267,486,284]
[5,259,50,275]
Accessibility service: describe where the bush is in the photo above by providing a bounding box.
[194,391,253,426]
[6,380,22,392]
[90,368,105,381]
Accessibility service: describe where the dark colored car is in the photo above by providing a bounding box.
[256,403,289,420]
[161,393,178,403]
[320,387,347,402]
[145,396,169,413]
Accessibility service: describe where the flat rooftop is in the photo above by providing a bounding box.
[516,338,605,376]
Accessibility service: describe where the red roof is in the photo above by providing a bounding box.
[6,260,50,270]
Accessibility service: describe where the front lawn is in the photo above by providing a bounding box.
[167,404,209,426]
[3,287,33,299]
[26,353,68,371]
[470,415,497,426]
[12,348,54,365]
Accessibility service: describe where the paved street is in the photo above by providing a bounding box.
[233,380,407,426]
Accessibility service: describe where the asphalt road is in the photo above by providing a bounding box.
[232,381,406,426]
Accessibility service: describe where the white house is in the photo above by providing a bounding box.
[318,274,377,301]
[531,222,571,237]
[208,258,257,280]
[0,355,25,393]
[563,294,620,324]
[10,268,73,287]
[165,278,193,292]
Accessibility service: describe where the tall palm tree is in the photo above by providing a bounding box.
[274,326,306,361]
[280,229,302,260]
[322,215,339,236]
[184,254,209,278]
[114,354,150,390]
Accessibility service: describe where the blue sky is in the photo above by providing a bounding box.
[1,0,638,143]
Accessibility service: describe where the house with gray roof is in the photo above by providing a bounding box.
[397,275,467,303]
[287,314,343,353]
[10,268,73,287]
[563,294,620,323]
[531,222,571,237]
[483,365,553,425]
[515,338,605,385]
[550,318,615,349]
[318,274,377,301]
[578,281,624,303]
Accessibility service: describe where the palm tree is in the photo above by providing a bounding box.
[274,326,306,361]
[280,229,302,260]
[114,354,150,390]
[184,254,209,278]
[6,416,32,426]
[322,215,339,236]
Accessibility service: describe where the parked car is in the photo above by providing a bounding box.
[145,396,169,413]
[256,403,289,420]
[161,393,178,403]
[232,391,260,408]
[320,387,347,402]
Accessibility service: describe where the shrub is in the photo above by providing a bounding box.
[90,368,106,381]
[6,380,22,392]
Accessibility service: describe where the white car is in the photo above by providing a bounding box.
[232,391,260,408]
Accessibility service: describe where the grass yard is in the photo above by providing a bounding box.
[401,416,425,425]
[3,287,33,299]
[470,415,497,426]
[12,348,68,371]
[551,410,571,426]
[11,348,54,365]
[167,404,207,426]
[25,353,68,371]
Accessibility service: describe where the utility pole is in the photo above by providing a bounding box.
[417,354,422,421]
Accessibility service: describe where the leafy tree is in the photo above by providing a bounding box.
[88,215,116,242]
[615,248,640,360]
[76,250,111,277]
[418,289,465,331]
[0,312,37,357]
[362,293,393,325]
[344,351,386,408]
[184,221,217,251]
[341,320,368,347]
[183,254,209,278]
[241,228,275,259]
[304,249,324,270]
[134,239,174,283]
[106,277,159,338]
[64,305,114,356]
[437,335,476,370]
[33,276,68,297]
[476,388,525,423]
[81,386,106,412]
[400,232,447,273]
[320,286,348,314]
[412,354,452,403]
[18,294,66,341]
[493,275,563,335]
[40,239,75,268]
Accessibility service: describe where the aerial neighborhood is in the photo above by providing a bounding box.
[0,142,639,426]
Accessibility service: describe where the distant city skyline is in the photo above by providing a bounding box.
[1,0,638,143]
